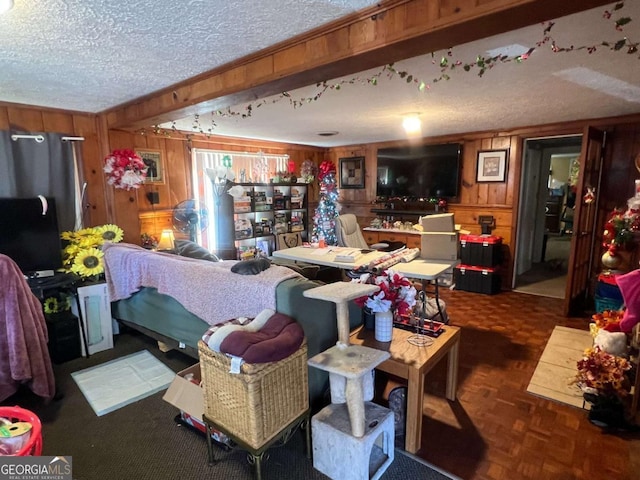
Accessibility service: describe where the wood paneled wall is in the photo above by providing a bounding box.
[327,116,640,288]
[5,101,640,290]
[107,130,325,243]
[327,135,520,284]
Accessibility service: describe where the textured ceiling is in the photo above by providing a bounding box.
[0,0,379,112]
[1,1,640,147]
[166,2,640,146]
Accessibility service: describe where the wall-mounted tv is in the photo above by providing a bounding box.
[0,197,62,276]
[376,143,462,199]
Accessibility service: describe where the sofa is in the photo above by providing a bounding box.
[104,243,362,410]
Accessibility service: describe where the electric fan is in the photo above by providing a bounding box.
[172,199,209,242]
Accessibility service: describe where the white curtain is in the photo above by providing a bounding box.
[192,149,289,251]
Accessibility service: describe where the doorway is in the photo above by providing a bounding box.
[513,135,583,298]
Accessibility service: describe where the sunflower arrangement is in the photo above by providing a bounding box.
[61,224,124,279]
[43,292,72,315]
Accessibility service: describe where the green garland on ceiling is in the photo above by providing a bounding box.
[141,1,634,138]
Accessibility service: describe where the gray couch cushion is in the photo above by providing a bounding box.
[174,240,220,262]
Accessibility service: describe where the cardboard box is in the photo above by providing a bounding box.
[420,232,458,260]
[420,213,455,232]
[70,282,114,356]
[162,363,231,446]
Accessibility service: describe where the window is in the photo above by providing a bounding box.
[192,149,289,251]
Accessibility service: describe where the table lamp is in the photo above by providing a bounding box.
[157,229,175,251]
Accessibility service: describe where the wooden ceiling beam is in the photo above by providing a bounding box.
[105,0,612,129]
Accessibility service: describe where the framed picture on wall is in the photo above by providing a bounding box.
[339,156,365,189]
[476,149,508,182]
[137,149,165,184]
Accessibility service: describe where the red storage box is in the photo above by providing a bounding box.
[459,234,502,267]
[454,264,501,294]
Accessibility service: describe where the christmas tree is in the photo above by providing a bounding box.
[312,160,340,245]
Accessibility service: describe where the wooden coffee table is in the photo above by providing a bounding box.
[349,324,461,454]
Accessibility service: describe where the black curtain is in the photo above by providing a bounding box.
[0,131,76,232]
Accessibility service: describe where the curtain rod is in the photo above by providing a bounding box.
[10,134,86,142]
[11,134,44,143]
[197,148,289,159]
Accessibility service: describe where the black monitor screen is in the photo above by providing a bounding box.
[0,197,62,275]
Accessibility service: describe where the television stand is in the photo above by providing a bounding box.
[371,208,442,217]
[25,269,55,280]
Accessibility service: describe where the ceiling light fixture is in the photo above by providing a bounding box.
[402,114,422,135]
[0,0,13,14]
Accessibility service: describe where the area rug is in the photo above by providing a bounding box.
[527,326,592,409]
[71,350,176,416]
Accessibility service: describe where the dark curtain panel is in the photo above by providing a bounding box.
[0,131,76,232]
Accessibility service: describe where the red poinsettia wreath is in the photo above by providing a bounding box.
[103,149,147,190]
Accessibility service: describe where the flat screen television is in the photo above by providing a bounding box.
[376,143,462,199]
[0,197,63,276]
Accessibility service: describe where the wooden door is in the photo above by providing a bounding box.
[563,127,605,315]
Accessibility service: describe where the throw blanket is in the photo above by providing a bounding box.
[103,243,300,326]
[0,254,56,402]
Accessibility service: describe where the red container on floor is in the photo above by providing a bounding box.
[0,406,42,456]
[459,234,503,267]
[454,264,501,294]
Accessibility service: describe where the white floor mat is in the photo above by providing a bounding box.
[71,350,176,416]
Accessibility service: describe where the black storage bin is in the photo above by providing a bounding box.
[46,313,81,363]
[459,234,502,267]
[454,265,501,295]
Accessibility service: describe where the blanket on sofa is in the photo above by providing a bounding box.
[103,243,300,326]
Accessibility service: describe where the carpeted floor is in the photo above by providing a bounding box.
[2,329,458,480]
[527,326,592,409]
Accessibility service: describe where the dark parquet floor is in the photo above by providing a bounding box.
[410,289,640,480]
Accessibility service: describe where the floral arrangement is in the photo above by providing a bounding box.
[591,309,625,332]
[602,206,640,257]
[141,232,159,249]
[352,269,417,314]
[575,346,632,399]
[61,224,124,279]
[43,292,72,315]
[103,149,147,190]
[274,170,297,183]
[300,159,316,183]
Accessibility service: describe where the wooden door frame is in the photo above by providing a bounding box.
[511,134,583,291]
[563,126,606,315]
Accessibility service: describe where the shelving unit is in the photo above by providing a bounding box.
[230,183,308,259]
